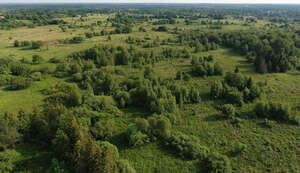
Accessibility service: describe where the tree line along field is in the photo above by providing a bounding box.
[0,3,300,173]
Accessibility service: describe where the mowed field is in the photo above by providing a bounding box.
[0,13,299,173]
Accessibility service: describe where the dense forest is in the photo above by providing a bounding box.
[0,3,299,173]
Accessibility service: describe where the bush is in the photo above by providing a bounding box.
[0,149,21,172]
[31,41,43,49]
[224,72,247,91]
[232,142,247,155]
[203,152,232,173]
[127,115,172,146]
[32,55,44,64]
[117,159,136,173]
[46,158,69,173]
[183,73,192,81]
[90,120,115,141]
[9,76,32,90]
[14,40,19,47]
[10,62,31,76]
[165,132,210,160]
[0,116,21,150]
[0,75,11,86]
[214,63,223,76]
[30,72,42,81]
[254,102,291,122]
[70,36,84,44]
[224,90,243,106]
[46,82,82,107]
[218,104,236,119]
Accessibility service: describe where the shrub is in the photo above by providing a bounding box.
[232,142,247,155]
[128,130,149,147]
[210,81,224,99]
[117,159,136,173]
[165,131,210,160]
[46,82,82,107]
[46,158,69,173]
[224,90,243,106]
[203,152,232,173]
[90,120,115,141]
[183,73,192,81]
[9,76,32,90]
[214,63,224,76]
[10,62,31,76]
[14,40,19,47]
[70,36,84,44]
[30,72,42,81]
[254,102,291,122]
[0,75,11,86]
[32,55,44,64]
[31,41,43,49]
[218,104,236,119]
[224,72,247,91]
[0,116,21,150]
[127,115,172,146]
[189,87,201,103]
[0,149,21,172]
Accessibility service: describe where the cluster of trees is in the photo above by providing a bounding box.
[254,102,291,122]
[0,101,136,172]
[178,31,220,53]
[210,72,262,106]
[59,36,85,44]
[68,45,161,67]
[0,57,52,90]
[127,115,172,146]
[178,29,299,74]
[220,31,298,73]
[191,55,223,77]
[152,19,176,25]
[165,132,232,173]
[14,40,43,49]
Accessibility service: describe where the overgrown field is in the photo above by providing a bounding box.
[0,4,299,173]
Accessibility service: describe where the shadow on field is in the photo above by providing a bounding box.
[14,144,52,172]
[203,113,226,122]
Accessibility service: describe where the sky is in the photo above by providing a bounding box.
[0,0,300,4]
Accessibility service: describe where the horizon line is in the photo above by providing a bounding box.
[1,2,300,4]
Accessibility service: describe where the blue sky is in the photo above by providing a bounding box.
[1,0,300,4]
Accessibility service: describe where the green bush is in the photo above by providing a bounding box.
[9,76,32,90]
[31,41,43,49]
[0,149,21,172]
[218,104,236,119]
[0,75,11,86]
[232,142,247,155]
[254,102,291,122]
[46,158,69,173]
[203,152,232,173]
[46,82,82,107]
[32,55,44,64]
[90,120,115,141]
[10,62,31,77]
[225,90,243,106]
[117,159,136,173]
[165,131,210,160]
[183,73,192,81]
[127,115,172,146]
[30,72,42,81]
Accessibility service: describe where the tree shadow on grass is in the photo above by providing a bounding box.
[203,113,227,122]
[14,144,53,172]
